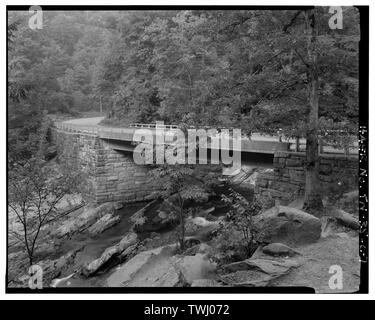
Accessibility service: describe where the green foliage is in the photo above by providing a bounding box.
[7,11,111,117]
[152,164,218,250]
[7,11,114,164]
[8,9,359,143]
[221,189,262,258]
[8,157,83,265]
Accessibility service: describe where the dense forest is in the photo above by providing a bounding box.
[8,9,359,136]
[7,9,363,290]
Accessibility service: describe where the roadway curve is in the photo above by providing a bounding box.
[63,117,105,127]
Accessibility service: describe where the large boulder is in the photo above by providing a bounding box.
[336,190,359,216]
[254,205,321,246]
[53,202,115,239]
[83,232,138,276]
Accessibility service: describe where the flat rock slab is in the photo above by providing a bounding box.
[87,213,120,235]
[83,232,138,276]
[106,245,217,287]
[262,243,301,257]
[106,246,181,287]
[221,258,300,287]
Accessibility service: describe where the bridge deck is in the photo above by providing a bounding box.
[54,117,358,155]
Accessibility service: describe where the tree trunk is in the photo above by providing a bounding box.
[303,9,323,214]
[22,220,33,266]
[180,209,185,251]
[178,193,185,251]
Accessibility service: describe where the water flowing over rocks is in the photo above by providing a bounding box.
[185,217,222,242]
[130,199,178,233]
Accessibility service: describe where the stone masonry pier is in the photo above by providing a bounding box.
[255,151,358,203]
[51,127,160,203]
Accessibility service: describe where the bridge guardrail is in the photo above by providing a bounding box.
[53,122,99,134]
[130,123,179,130]
[53,121,358,156]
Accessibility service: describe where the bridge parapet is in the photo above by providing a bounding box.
[54,120,357,156]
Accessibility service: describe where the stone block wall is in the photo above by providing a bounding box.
[255,151,358,203]
[51,129,99,200]
[51,128,161,203]
[94,141,161,203]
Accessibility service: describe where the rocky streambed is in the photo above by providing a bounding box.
[8,166,361,292]
[8,202,147,287]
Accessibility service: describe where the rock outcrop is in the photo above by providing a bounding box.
[190,279,221,287]
[83,232,139,276]
[262,243,301,257]
[185,217,221,241]
[87,213,120,235]
[53,202,116,239]
[328,207,359,230]
[106,245,217,287]
[254,205,322,246]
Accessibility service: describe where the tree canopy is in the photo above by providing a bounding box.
[8,9,359,127]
